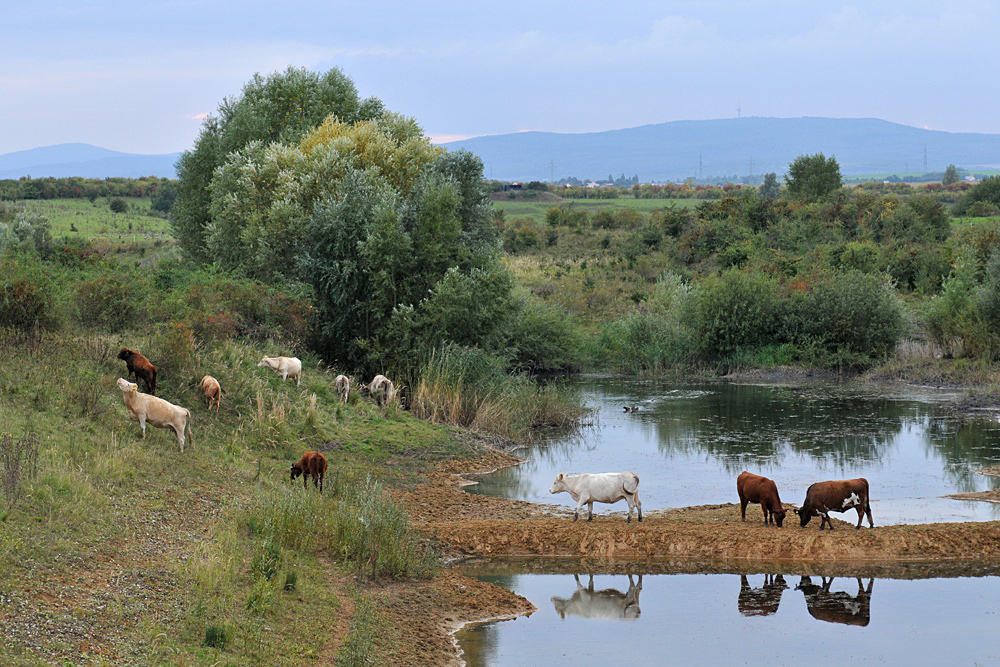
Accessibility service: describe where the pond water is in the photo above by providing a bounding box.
[456,566,1000,667]
[468,377,1000,524]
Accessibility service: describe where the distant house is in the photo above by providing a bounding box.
[503,181,523,191]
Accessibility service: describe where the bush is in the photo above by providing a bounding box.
[0,258,57,331]
[108,197,128,214]
[785,270,905,360]
[504,298,585,372]
[76,273,144,332]
[692,268,782,359]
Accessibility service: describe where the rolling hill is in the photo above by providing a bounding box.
[0,143,181,179]
[441,117,1000,182]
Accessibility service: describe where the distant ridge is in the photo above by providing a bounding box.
[441,117,1000,182]
[0,143,181,179]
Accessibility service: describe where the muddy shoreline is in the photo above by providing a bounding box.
[403,451,1000,665]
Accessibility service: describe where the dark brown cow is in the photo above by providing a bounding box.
[737,471,786,527]
[118,347,157,395]
[290,450,328,493]
[794,478,874,530]
[796,576,874,626]
[737,574,789,617]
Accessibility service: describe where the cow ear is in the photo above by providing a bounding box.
[557,473,565,480]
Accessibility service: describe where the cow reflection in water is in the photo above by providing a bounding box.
[796,576,874,626]
[737,574,789,616]
[551,574,642,620]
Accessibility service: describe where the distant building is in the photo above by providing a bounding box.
[503,181,523,191]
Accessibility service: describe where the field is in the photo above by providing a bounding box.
[493,192,699,224]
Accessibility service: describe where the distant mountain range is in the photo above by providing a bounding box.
[441,117,1000,182]
[0,143,181,180]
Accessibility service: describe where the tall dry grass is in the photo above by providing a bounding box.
[410,344,585,440]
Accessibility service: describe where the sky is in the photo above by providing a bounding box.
[2,1,999,156]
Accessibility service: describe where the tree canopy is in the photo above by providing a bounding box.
[785,153,842,201]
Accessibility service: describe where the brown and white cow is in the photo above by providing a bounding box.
[198,375,222,412]
[291,450,328,493]
[737,471,786,527]
[796,576,874,626]
[794,478,874,530]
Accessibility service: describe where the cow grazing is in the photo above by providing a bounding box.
[796,576,874,626]
[794,478,874,530]
[198,375,222,412]
[118,347,157,395]
[362,374,395,406]
[117,378,192,452]
[737,471,787,527]
[737,574,789,617]
[290,450,328,492]
[334,374,350,404]
[552,574,642,620]
[549,471,643,522]
[257,356,302,386]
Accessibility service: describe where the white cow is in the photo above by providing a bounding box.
[551,574,642,620]
[363,374,395,406]
[549,471,643,522]
[334,374,350,404]
[257,356,302,386]
[117,378,192,453]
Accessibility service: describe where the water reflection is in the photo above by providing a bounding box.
[551,574,642,621]
[795,576,874,626]
[457,567,1000,667]
[737,574,788,617]
[469,378,1000,525]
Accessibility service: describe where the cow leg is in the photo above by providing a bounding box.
[855,506,865,529]
[636,492,642,522]
[139,418,146,439]
[865,502,874,528]
[763,505,770,526]
[740,499,748,521]
[587,502,594,522]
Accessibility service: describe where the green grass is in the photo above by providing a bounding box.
[14,197,178,264]
[495,195,699,224]
[0,329,476,665]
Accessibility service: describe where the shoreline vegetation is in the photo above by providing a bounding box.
[3,65,1000,665]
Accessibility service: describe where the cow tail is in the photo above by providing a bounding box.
[622,483,633,497]
[186,410,193,447]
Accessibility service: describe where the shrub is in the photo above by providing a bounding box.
[785,270,905,360]
[0,258,57,331]
[692,268,782,359]
[76,273,143,332]
[203,625,229,649]
[505,298,585,372]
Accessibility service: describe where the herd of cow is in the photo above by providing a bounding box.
[548,469,874,530]
[113,347,397,483]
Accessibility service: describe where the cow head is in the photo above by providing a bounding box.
[794,507,815,527]
[290,463,303,482]
[773,508,787,527]
[116,378,138,394]
[257,357,272,369]
[549,473,568,495]
[117,347,131,361]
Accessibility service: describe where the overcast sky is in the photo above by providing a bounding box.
[2,1,998,155]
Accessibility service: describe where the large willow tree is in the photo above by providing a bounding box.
[172,67,515,374]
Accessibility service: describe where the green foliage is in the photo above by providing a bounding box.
[76,272,144,332]
[785,270,906,360]
[0,209,53,255]
[149,182,177,213]
[785,153,842,201]
[505,298,585,372]
[203,625,229,649]
[108,197,127,214]
[0,256,57,331]
[692,268,782,359]
[943,164,960,186]
[759,172,781,200]
[953,176,1000,216]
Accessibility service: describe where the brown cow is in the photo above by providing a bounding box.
[796,576,874,626]
[118,347,157,395]
[737,471,786,527]
[737,574,789,617]
[198,375,222,412]
[794,478,874,530]
[290,451,328,493]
